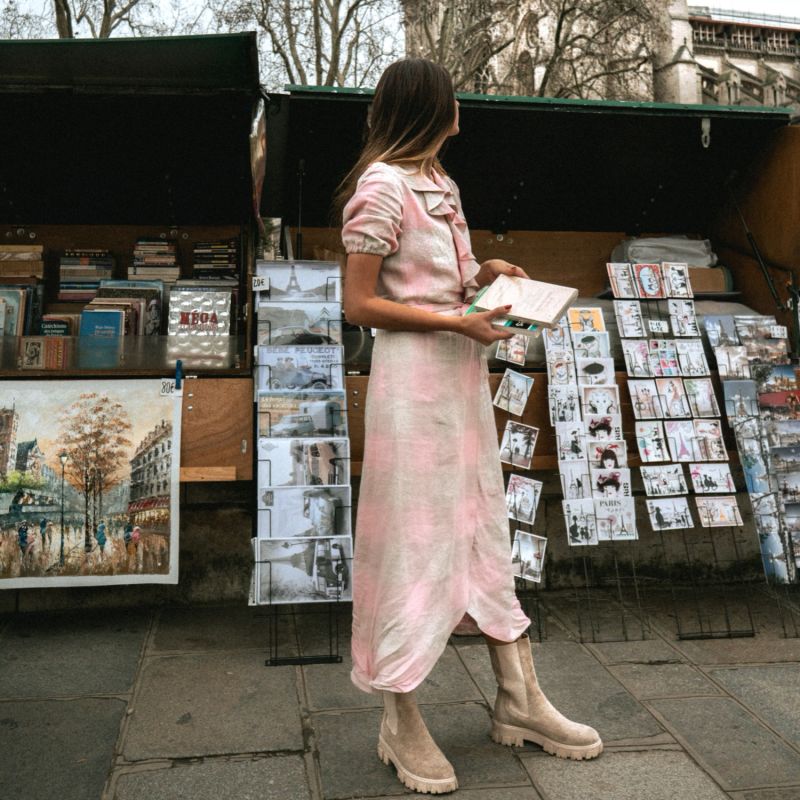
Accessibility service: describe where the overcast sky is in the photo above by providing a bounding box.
[697,1,799,17]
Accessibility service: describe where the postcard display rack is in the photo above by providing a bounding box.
[250,260,351,665]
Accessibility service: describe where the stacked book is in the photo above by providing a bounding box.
[57,248,115,302]
[131,239,180,284]
[41,312,81,336]
[192,238,239,280]
[0,244,44,278]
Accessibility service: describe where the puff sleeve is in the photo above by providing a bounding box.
[341,163,403,257]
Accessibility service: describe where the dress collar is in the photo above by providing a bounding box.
[391,164,455,215]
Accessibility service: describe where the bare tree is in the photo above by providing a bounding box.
[0,0,53,38]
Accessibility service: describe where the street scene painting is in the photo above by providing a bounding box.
[0,380,180,588]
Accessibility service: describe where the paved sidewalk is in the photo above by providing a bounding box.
[2,587,800,800]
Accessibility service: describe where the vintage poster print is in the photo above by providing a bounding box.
[580,384,620,416]
[656,378,691,418]
[714,346,751,379]
[506,474,542,524]
[0,380,181,589]
[511,531,547,583]
[496,334,529,365]
[257,301,343,345]
[684,378,720,417]
[693,419,728,461]
[548,384,581,423]
[636,421,670,462]
[576,357,615,386]
[493,369,534,417]
[572,331,611,359]
[567,306,606,333]
[641,464,688,496]
[676,339,709,376]
[499,421,539,469]
[257,438,350,487]
[589,441,627,469]
[646,497,693,530]
[256,260,341,302]
[258,486,352,539]
[258,391,347,438]
[662,262,693,298]
[614,300,645,338]
[595,498,637,541]
[621,339,652,377]
[668,299,699,337]
[255,536,352,604]
[559,461,591,500]
[665,420,699,462]
[633,263,665,299]
[648,339,680,377]
[563,498,599,545]
[556,422,587,462]
[689,463,736,494]
[607,262,638,298]
[704,315,738,347]
[257,345,344,392]
[591,467,632,498]
[723,380,758,419]
[547,355,577,386]
[628,380,663,419]
[695,496,743,527]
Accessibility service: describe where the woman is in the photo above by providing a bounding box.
[339,58,601,795]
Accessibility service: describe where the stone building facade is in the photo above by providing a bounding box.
[128,419,172,529]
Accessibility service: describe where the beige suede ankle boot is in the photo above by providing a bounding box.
[378,690,458,794]
[488,634,603,760]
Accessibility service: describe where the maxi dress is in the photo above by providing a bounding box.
[342,162,531,695]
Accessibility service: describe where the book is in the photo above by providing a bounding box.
[467,275,578,333]
[99,279,164,335]
[79,309,125,338]
[167,288,232,337]
[0,288,27,336]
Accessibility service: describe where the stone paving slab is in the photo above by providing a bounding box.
[521,748,729,800]
[113,755,312,800]
[647,696,800,790]
[672,637,800,666]
[357,789,541,800]
[585,639,687,665]
[709,665,800,748]
[729,790,800,800]
[608,664,723,699]
[313,704,529,799]
[123,652,303,760]
[0,609,149,699]
[0,697,126,800]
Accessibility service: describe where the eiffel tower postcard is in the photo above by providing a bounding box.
[256,260,341,302]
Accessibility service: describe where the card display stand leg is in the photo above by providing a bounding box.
[514,579,546,643]
[768,578,800,639]
[265,603,345,667]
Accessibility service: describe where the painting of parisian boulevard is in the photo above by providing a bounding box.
[0,380,180,588]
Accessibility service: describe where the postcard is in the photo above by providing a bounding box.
[665,419,699,461]
[547,355,577,386]
[257,391,347,438]
[648,339,681,377]
[257,486,352,538]
[641,464,688,496]
[621,339,652,377]
[257,345,344,392]
[758,390,800,421]
[723,380,758,419]
[714,345,751,378]
[751,493,788,583]
[257,437,350,487]
[684,377,720,417]
[662,262,693,298]
[704,315,738,347]
[628,379,663,419]
[656,378,692,418]
[591,467,632,498]
[614,300,645,338]
[741,336,789,365]
[556,422,587,462]
[636,420,670,462]
[633,263,665,299]
[511,531,548,583]
[771,445,800,472]
[740,444,770,493]
[734,314,778,340]
[576,356,615,386]
[668,299,699,337]
[693,419,728,461]
[767,420,800,448]
[758,365,800,394]
[607,262,638,298]
[255,536,352,605]
[493,369,534,416]
[776,470,800,503]
[257,300,343,345]
[695,496,743,527]
[580,384,620,416]
[500,421,539,469]
[496,334,529,365]
[646,497,693,530]
[595,498,638,541]
[588,440,628,469]
[559,461,592,500]
[572,331,611,359]
[676,339,709,376]
[732,416,761,440]
[567,306,606,333]
[563,499,599,545]
[256,260,341,302]
[548,384,581,423]
[543,316,571,352]
[689,463,736,494]
[506,474,543,524]
[585,414,624,441]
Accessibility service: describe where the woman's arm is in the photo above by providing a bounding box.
[344,252,515,346]
[474,258,528,288]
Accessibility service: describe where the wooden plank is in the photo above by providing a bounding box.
[180,466,238,482]
[345,375,368,465]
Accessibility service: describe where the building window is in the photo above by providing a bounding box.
[729,27,755,49]
[766,30,791,52]
[693,24,717,44]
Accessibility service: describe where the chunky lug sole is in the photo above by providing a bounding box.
[491,720,604,760]
[377,736,459,795]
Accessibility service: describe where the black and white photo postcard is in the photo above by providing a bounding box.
[693,419,728,461]
[493,369,534,417]
[506,475,543,524]
[614,300,645,338]
[656,378,692,418]
[665,420,699,462]
[543,316,571,352]
[257,301,343,345]
[676,339,710,376]
[588,441,628,469]
[689,463,736,494]
[628,379,664,419]
[548,384,581,423]
[648,339,681,377]
[255,260,341,302]
[580,384,620,416]
[511,531,547,583]
[547,355,577,386]
[695,495,743,527]
[636,420,670,462]
[572,330,611,359]
[500,421,539,469]
[595,498,638,541]
[641,464,688,496]
[723,380,758,419]
[591,467,632,498]
[607,262,638,298]
[714,345,751,378]
[496,334,529,365]
[257,345,344,392]
[257,437,350,487]
[621,339,653,377]
[567,307,606,333]
[662,262,693,298]
[647,497,693,530]
[704,315,738,347]
[258,486,352,539]
[255,536,352,605]
[258,391,347,438]
[634,263,666,299]
[585,414,624,441]
[563,499,599,546]
[684,378,720,417]
[556,422,587,462]
[559,461,592,500]
[668,299,699,337]
[576,356,615,386]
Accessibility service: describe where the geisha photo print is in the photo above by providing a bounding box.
[595,498,637,541]
[580,384,620,416]
[665,420,698,462]
[563,498,599,545]
[628,380,663,419]
[511,531,547,583]
[635,420,670,462]
[676,339,709,376]
[567,307,606,333]
[689,463,736,494]
[506,474,543,524]
[606,262,638,298]
[633,263,665,299]
[668,299,699,337]
[549,384,581,423]
[684,378,720,418]
[695,496,743,527]
[493,369,534,417]
[646,497,693,530]
[556,422,587,462]
[559,461,592,500]
[656,378,692,418]
[576,357,615,386]
[641,464,688,496]
[585,414,624,442]
[499,421,539,469]
[614,300,645,338]
[621,339,653,377]
[591,467,632,498]
[693,419,728,462]
[589,441,627,469]
[572,331,611,359]
[662,262,693,298]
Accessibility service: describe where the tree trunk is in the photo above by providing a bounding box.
[83,489,91,553]
[53,0,74,38]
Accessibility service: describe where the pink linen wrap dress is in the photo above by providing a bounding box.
[342,162,530,694]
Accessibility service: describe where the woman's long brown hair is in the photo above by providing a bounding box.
[333,58,457,222]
